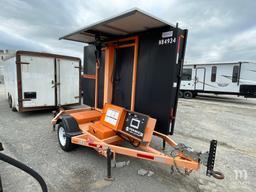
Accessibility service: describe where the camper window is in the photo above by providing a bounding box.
[211,66,217,82]
[181,69,192,81]
[232,66,239,82]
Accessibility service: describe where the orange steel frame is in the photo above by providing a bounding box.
[52,107,200,171]
[71,131,199,170]
[52,36,201,173]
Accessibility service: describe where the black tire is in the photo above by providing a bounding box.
[184,91,193,99]
[57,122,75,152]
[11,107,17,112]
[192,92,197,98]
[8,96,12,108]
[8,95,17,111]
[178,91,184,98]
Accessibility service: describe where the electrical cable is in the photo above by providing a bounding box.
[0,152,48,192]
[116,132,141,148]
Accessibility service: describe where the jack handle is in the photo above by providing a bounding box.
[206,140,224,180]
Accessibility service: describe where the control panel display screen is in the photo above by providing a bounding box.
[122,111,148,139]
[130,119,140,129]
[104,109,119,126]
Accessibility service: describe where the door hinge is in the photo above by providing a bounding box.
[51,82,60,88]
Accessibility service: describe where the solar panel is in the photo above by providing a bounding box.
[60,8,174,43]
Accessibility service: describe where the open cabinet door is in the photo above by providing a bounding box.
[56,58,80,106]
[82,45,105,108]
[83,45,96,107]
[112,47,134,109]
[82,37,138,111]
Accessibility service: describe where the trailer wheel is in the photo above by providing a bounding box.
[184,91,193,99]
[178,91,184,98]
[192,92,197,98]
[11,107,17,112]
[8,95,17,112]
[57,122,75,151]
[8,96,12,108]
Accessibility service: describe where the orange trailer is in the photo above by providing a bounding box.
[53,9,224,181]
[52,103,223,180]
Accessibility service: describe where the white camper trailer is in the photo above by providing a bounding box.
[180,62,256,98]
[3,51,81,112]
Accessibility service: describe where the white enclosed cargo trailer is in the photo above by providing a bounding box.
[180,62,256,98]
[3,51,81,112]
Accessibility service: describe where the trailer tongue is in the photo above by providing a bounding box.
[54,8,224,181]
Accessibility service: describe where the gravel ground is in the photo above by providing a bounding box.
[0,84,255,192]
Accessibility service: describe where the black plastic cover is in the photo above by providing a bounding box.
[61,115,82,137]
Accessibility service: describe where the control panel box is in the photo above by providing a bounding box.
[100,103,126,131]
[122,111,149,140]
[100,103,156,143]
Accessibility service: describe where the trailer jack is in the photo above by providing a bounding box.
[206,140,224,179]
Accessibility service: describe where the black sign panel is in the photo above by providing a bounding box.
[122,111,148,139]
[135,27,186,135]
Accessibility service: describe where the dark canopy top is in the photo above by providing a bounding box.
[60,8,175,43]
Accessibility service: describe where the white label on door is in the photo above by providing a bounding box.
[162,31,173,38]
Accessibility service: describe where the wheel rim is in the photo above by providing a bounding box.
[185,92,191,98]
[58,126,66,146]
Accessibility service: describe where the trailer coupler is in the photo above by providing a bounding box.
[173,140,224,179]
